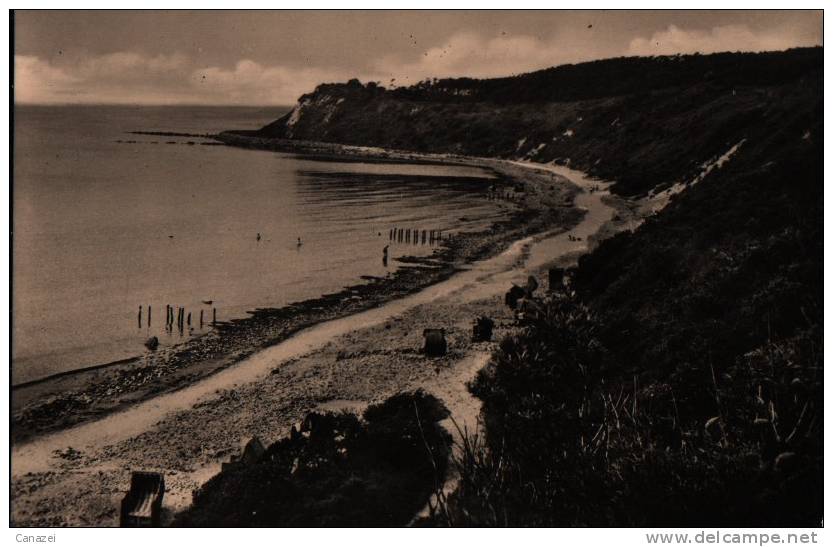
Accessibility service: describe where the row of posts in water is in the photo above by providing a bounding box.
[137,304,216,335]
[388,227,443,246]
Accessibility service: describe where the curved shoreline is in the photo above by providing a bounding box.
[12,231,541,476]
[11,148,628,527]
[12,147,583,444]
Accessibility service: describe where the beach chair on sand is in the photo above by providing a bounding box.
[423,328,447,357]
[472,316,495,342]
[120,471,165,527]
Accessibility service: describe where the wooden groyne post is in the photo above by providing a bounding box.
[138,305,142,329]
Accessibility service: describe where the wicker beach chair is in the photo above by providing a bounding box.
[120,471,165,527]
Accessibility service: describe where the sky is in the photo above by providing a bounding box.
[13,10,823,106]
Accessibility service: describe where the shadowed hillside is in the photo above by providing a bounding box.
[256,48,821,196]
[440,92,822,526]
[242,47,822,526]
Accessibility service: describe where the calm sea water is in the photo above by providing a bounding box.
[13,105,504,385]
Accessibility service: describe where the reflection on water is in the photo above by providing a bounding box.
[12,106,506,384]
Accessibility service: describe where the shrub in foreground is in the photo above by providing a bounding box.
[174,390,450,527]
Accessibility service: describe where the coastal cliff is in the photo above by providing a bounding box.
[254,47,821,196]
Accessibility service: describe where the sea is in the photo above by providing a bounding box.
[12,105,506,385]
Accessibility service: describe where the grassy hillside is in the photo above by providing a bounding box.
[257,48,821,196]
[433,100,822,525]
[431,53,822,526]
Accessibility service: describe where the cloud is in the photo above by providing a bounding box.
[376,25,820,85]
[189,60,368,105]
[374,32,592,82]
[14,52,352,105]
[15,52,198,104]
[14,25,820,105]
[79,51,189,79]
[627,24,818,57]
[14,55,81,104]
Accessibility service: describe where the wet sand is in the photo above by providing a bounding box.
[11,151,638,526]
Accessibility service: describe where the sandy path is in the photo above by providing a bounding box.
[11,160,616,526]
[455,161,614,304]
[11,235,531,476]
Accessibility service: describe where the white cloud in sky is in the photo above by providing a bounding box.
[15,53,346,105]
[627,24,818,57]
[189,60,365,105]
[81,51,190,78]
[15,55,80,104]
[16,52,194,104]
[374,32,591,82]
[14,24,820,105]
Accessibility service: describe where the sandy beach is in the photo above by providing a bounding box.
[11,148,580,442]
[12,13,823,528]
[11,154,636,526]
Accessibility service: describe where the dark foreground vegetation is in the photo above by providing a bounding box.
[432,79,822,526]
[221,48,822,526]
[173,391,450,527]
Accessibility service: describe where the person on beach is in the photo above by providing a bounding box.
[256,232,261,241]
[297,237,303,247]
[382,245,389,267]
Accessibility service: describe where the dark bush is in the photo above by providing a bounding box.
[174,390,451,527]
